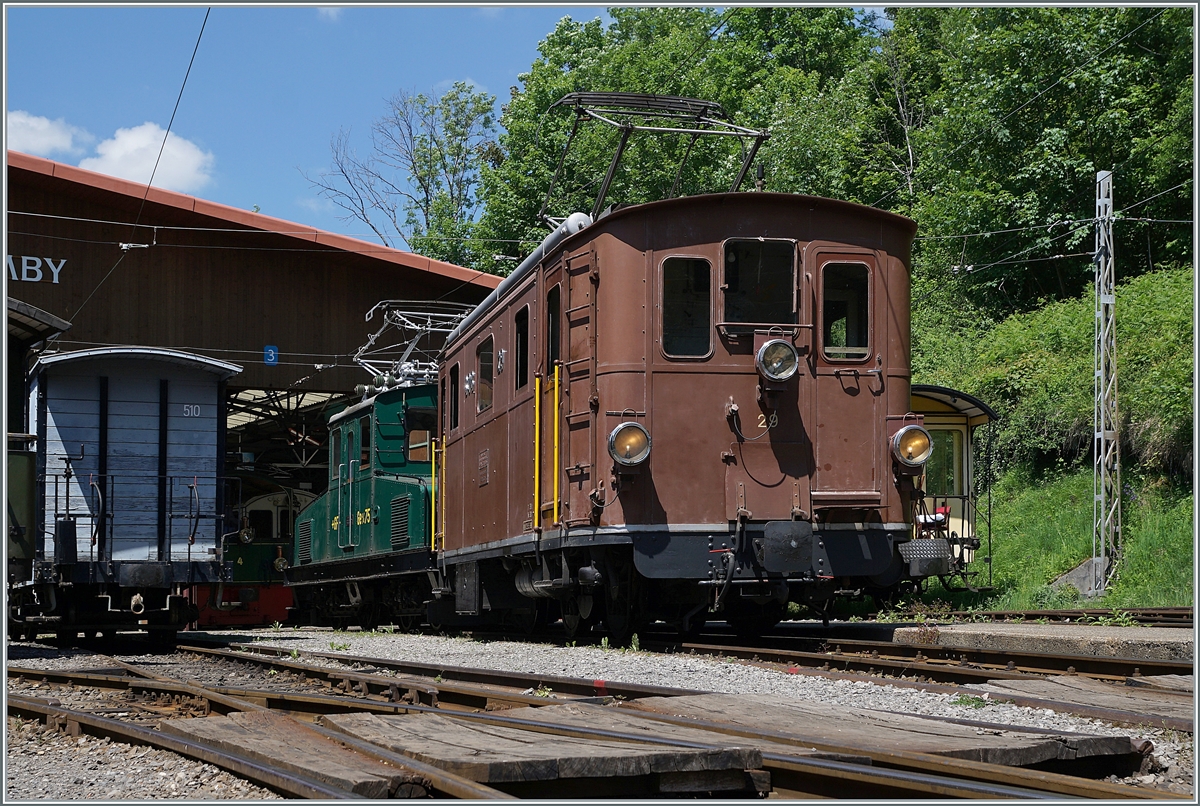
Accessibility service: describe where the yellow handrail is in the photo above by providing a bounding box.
[553,363,560,525]
[430,437,437,551]
[439,438,446,551]
[533,375,541,530]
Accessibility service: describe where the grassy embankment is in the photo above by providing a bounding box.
[910,265,1193,613]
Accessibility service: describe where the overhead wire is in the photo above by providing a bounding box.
[943,181,1190,279]
[69,7,212,323]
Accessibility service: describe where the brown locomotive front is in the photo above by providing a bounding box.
[436,192,947,638]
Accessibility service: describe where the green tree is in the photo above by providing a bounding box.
[307,81,497,266]
[883,7,1193,315]
[472,8,880,274]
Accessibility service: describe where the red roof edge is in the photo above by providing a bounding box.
[6,150,501,290]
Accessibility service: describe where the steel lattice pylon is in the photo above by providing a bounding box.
[1091,170,1121,595]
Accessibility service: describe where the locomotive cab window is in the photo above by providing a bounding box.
[546,285,560,371]
[477,336,494,413]
[449,364,460,430]
[662,257,712,357]
[514,306,529,389]
[330,428,342,481]
[406,408,436,462]
[723,240,796,328]
[822,262,870,360]
[248,509,272,542]
[359,416,372,468]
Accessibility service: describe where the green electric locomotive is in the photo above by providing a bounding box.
[286,383,439,628]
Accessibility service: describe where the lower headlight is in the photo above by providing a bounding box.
[755,339,799,382]
[892,424,933,467]
[274,556,290,572]
[608,422,651,466]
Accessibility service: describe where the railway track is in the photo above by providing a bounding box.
[6,647,1172,800]
[648,632,1194,685]
[931,607,1193,629]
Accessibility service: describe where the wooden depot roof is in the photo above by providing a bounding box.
[6,150,502,292]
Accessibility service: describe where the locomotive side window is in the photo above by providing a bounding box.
[331,428,342,482]
[662,257,712,357]
[514,306,529,389]
[924,429,962,496]
[406,408,436,462]
[359,416,372,467]
[546,285,560,371]
[723,240,795,326]
[449,364,460,429]
[440,376,447,432]
[822,262,870,360]
[477,336,494,413]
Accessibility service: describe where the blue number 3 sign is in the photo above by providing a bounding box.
[264,345,279,366]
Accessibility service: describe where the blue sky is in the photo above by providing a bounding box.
[5,5,608,240]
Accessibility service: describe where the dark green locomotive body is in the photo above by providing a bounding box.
[286,384,438,628]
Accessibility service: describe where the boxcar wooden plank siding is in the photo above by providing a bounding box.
[30,352,230,561]
[8,152,497,394]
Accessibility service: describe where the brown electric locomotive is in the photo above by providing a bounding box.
[433,190,958,639]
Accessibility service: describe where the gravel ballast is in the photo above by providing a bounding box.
[6,629,1195,798]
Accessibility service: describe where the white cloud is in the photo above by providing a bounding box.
[317,7,343,21]
[79,122,214,193]
[296,196,335,214]
[473,7,504,20]
[7,110,93,157]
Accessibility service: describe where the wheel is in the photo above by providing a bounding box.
[599,554,641,646]
[358,603,382,632]
[561,597,584,640]
[396,613,421,633]
[678,614,707,639]
[602,596,634,647]
[506,604,540,637]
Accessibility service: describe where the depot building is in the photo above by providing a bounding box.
[6,150,499,490]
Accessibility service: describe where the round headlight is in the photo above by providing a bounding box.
[755,339,799,382]
[892,425,933,467]
[273,556,290,573]
[608,422,651,466]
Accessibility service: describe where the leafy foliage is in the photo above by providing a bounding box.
[473,8,877,274]
[307,82,497,266]
[947,266,1192,476]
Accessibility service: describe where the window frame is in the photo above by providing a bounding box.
[659,254,714,360]
[719,237,798,330]
[514,305,530,390]
[922,425,966,498]
[819,260,873,364]
[476,335,495,413]
[545,284,561,373]
[358,415,372,472]
[449,363,460,430]
[330,427,342,482]
[404,407,436,463]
